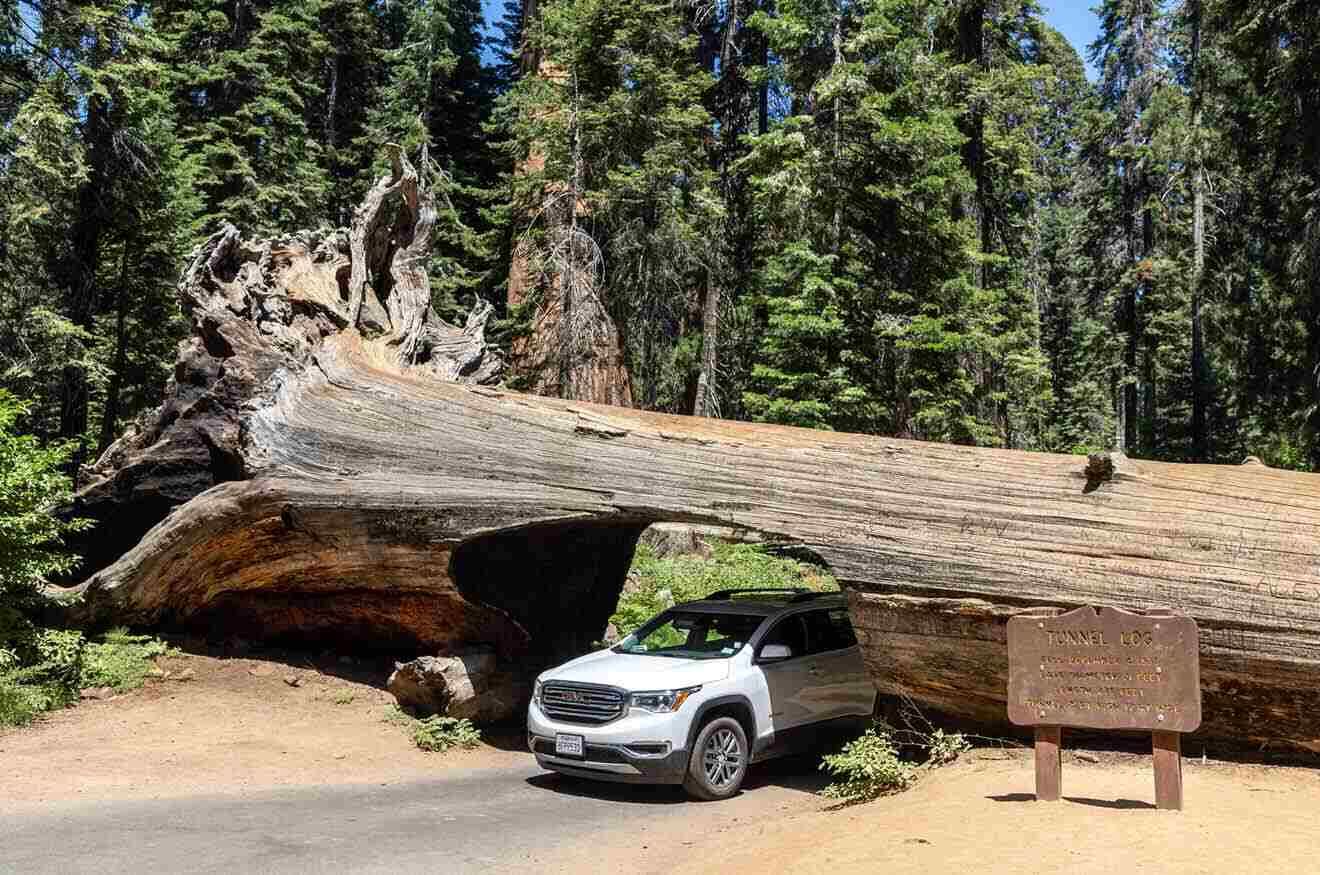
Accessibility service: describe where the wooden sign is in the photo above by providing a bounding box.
[1006,605,1201,810]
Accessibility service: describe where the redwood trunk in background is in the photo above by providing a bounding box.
[505,9,632,406]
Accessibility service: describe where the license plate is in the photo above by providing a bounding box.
[555,733,585,758]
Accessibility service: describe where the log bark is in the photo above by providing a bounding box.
[61,169,1320,756]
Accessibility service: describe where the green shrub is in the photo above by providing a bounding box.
[0,674,48,726]
[820,725,914,803]
[0,391,91,620]
[80,628,173,691]
[0,392,93,728]
[383,706,482,753]
[612,543,836,636]
[411,715,481,752]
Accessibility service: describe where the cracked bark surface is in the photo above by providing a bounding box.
[59,161,1320,753]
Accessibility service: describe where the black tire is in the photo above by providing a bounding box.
[683,716,749,801]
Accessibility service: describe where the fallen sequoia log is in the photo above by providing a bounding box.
[61,158,1320,753]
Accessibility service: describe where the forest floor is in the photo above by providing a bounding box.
[3,646,1317,874]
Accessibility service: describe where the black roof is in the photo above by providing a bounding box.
[675,590,847,617]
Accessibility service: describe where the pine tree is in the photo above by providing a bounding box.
[156,0,331,235]
[0,1,198,465]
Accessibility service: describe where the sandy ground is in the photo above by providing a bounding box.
[692,751,1320,875]
[4,647,1318,874]
[0,647,521,811]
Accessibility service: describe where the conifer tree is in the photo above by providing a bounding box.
[155,0,330,235]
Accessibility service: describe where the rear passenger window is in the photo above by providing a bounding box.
[759,615,807,659]
[804,608,858,654]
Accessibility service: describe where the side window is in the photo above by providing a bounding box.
[804,608,858,655]
[758,615,807,660]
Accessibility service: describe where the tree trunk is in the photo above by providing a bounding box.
[59,90,110,467]
[1189,0,1209,461]
[96,242,133,458]
[505,7,632,406]
[63,166,1320,756]
[693,275,720,417]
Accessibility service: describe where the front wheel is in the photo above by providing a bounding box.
[683,717,749,800]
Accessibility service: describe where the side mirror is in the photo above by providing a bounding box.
[758,644,793,662]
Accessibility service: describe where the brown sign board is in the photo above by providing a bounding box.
[1007,606,1201,733]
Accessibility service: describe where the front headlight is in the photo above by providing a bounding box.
[532,678,543,705]
[628,686,701,713]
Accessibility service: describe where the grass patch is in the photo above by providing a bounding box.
[383,705,482,752]
[611,542,836,636]
[332,690,356,705]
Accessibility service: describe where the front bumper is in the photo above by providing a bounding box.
[528,701,691,785]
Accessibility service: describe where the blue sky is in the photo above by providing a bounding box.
[479,1,1100,79]
[1039,1,1101,78]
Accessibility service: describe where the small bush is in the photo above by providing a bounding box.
[924,728,971,765]
[383,706,482,753]
[820,726,913,803]
[80,628,173,691]
[332,690,355,705]
[0,674,47,727]
[411,715,481,752]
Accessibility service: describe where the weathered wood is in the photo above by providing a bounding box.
[1034,726,1062,801]
[1153,730,1183,810]
[58,163,1320,754]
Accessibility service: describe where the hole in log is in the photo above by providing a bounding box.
[449,516,654,663]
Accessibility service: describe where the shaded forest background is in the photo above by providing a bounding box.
[2,0,1319,473]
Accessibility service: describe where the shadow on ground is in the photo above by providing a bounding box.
[987,792,1154,810]
[524,751,832,805]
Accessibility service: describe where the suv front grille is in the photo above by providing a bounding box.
[541,682,625,725]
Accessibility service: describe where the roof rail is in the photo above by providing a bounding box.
[788,591,834,603]
[706,587,809,600]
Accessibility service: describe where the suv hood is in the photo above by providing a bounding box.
[540,648,730,692]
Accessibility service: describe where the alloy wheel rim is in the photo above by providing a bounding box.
[702,728,743,788]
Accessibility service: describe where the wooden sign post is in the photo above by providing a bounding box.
[1007,606,1201,810]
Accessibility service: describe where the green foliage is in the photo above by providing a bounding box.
[0,391,92,689]
[820,722,971,804]
[80,628,175,691]
[820,725,914,803]
[0,625,175,728]
[411,714,481,752]
[611,543,837,636]
[383,705,482,752]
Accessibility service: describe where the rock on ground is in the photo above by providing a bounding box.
[387,647,530,724]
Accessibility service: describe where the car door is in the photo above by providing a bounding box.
[801,607,875,722]
[755,614,813,731]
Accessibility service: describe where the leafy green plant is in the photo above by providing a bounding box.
[332,690,356,705]
[0,391,96,727]
[80,628,174,691]
[411,715,481,752]
[820,725,914,803]
[611,543,836,637]
[383,706,482,752]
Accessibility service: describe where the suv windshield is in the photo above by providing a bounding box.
[614,610,765,660]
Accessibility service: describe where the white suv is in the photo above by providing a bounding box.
[527,589,876,800]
